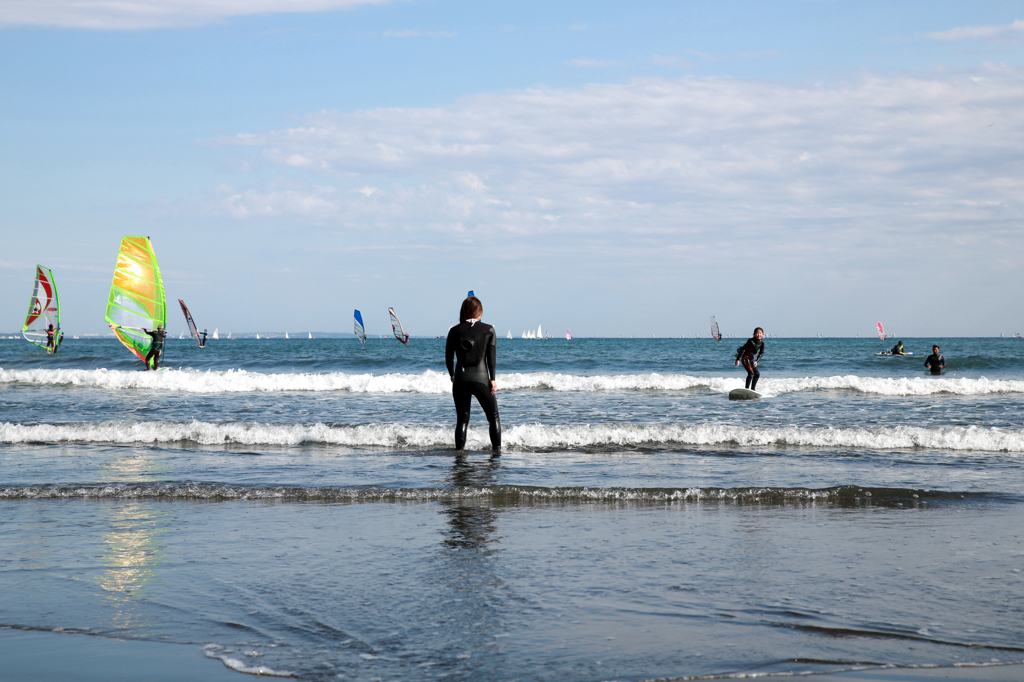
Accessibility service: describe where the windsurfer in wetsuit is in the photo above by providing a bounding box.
[735,327,765,391]
[890,340,905,355]
[142,325,167,370]
[199,329,208,347]
[46,324,56,352]
[924,345,945,375]
[445,296,501,452]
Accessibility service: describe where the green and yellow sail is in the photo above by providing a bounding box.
[104,237,166,366]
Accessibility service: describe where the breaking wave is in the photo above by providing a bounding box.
[1,367,1023,396]
[1,420,1022,452]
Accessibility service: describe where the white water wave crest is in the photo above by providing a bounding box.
[1,368,1023,395]
[1,421,1022,452]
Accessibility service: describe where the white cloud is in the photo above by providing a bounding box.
[929,18,1024,43]
[211,69,1024,272]
[0,0,393,30]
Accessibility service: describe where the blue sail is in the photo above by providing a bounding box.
[353,309,366,343]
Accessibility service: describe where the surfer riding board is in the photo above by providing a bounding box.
[730,327,765,400]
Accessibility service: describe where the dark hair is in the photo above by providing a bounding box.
[460,296,483,323]
[753,327,764,335]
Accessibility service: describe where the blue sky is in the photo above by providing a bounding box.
[1,1,1022,338]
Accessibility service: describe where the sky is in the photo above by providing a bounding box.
[1,0,1022,338]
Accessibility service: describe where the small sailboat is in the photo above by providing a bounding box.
[256,333,260,339]
[710,316,722,342]
[507,330,512,340]
[212,328,219,339]
[179,331,184,339]
[354,310,366,344]
[537,324,542,339]
[566,329,572,340]
[285,331,289,339]
[227,329,233,339]
[104,237,166,369]
[389,307,409,345]
[308,332,313,339]
[23,265,61,354]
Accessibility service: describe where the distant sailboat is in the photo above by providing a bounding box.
[566,329,572,340]
[212,328,219,340]
[309,332,313,339]
[537,324,542,339]
[227,329,233,339]
[256,333,260,339]
[285,331,289,339]
[507,330,512,340]
[179,331,184,339]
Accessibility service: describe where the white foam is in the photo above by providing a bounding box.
[203,644,293,677]
[2,367,1022,396]
[2,420,1021,452]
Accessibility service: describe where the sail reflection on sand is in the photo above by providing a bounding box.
[95,502,167,632]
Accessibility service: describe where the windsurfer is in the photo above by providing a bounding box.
[735,327,765,391]
[142,325,167,370]
[445,296,501,452]
[200,329,208,347]
[46,324,56,352]
[890,340,905,356]
[924,345,945,375]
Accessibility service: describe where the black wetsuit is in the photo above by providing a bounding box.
[199,331,207,347]
[144,329,167,370]
[736,337,765,391]
[890,343,904,355]
[46,328,55,352]
[446,320,501,450]
[925,353,945,375]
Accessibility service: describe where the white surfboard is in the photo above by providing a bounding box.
[729,388,762,400]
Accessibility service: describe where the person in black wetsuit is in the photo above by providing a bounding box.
[735,327,765,391]
[924,345,945,375]
[142,325,167,370]
[890,340,905,355]
[199,329,208,347]
[46,324,56,352]
[445,296,501,452]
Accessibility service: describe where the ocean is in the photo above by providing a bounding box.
[1,336,1022,681]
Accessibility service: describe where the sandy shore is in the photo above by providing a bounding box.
[792,663,1024,682]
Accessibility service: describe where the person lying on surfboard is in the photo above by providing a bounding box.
[889,340,905,355]
[735,327,765,391]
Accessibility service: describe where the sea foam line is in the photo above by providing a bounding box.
[1,421,1021,452]
[1,367,1023,396]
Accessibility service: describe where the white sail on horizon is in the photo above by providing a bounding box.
[212,328,219,339]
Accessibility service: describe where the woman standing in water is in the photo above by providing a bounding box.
[445,296,501,451]
[735,327,766,391]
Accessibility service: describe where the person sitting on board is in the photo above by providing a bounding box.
[889,340,905,355]
[924,345,945,375]
[141,325,168,370]
[445,296,501,452]
[735,327,765,391]
[45,324,56,352]
[199,329,208,347]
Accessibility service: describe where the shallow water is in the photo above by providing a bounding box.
[1,336,1022,680]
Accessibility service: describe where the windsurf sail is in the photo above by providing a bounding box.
[104,237,166,366]
[389,307,409,345]
[566,329,572,340]
[354,309,366,343]
[23,265,60,353]
[178,299,202,346]
[710,316,722,342]
[876,322,886,341]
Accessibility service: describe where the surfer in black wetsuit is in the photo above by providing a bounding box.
[199,329,208,347]
[445,296,501,452]
[142,325,167,370]
[735,327,765,391]
[890,340,905,355]
[46,324,56,353]
[924,345,945,375]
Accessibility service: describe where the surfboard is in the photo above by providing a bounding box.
[729,388,762,400]
[875,351,915,356]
